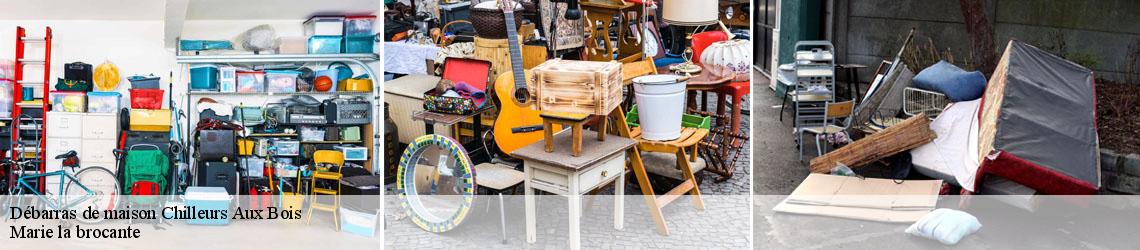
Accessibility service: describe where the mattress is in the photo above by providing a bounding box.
[910,99,981,191]
[384,74,452,143]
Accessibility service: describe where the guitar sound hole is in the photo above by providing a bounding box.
[514,88,530,103]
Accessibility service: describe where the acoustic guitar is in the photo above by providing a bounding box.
[492,0,561,154]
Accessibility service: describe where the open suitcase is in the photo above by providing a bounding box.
[422,57,492,115]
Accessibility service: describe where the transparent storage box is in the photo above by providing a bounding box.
[344,16,376,36]
[50,91,87,112]
[304,16,345,37]
[265,70,300,93]
[86,91,122,113]
[236,71,265,93]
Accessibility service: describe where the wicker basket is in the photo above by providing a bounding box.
[471,2,523,39]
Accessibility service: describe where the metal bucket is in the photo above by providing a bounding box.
[633,74,687,141]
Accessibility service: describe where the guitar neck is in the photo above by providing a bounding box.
[504,10,527,90]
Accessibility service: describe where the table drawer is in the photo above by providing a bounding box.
[576,153,624,191]
[530,164,570,193]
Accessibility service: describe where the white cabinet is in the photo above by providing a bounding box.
[45,111,120,174]
[83,114,119,140]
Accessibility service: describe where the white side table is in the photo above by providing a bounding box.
[511,131,634,250]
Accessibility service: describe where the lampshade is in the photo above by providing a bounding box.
[662,0,719,26]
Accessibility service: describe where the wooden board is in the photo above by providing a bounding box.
[532,59,623,115]
[977,42,1014,162]
[809,114,936,173]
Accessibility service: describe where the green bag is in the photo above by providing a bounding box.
[123,144,169,195]
[55,78,92,92]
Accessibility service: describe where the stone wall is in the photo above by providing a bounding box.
[833,0,1140,82]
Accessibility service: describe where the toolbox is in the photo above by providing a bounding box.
[129,109,172,132]
[184,186,232,225]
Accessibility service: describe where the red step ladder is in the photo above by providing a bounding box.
[12,26,51,193]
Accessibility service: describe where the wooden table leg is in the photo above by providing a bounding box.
[609,106,669,235]
[572,123,583,156]
[597,115,608,141]
[677,150,705,210]
[544,120,555,153]
[614,163,624,230]
[568,180,582,250]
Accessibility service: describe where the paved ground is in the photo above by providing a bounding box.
[750,71,1140,249]
[385,88,752,248]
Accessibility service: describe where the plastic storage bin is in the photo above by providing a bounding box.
[335,145,368,161]
[344,16,376,36]
[304,16,345,36]
[236,71,265,93]
[239,157,266,177]
[129,89,164,109]
[190,64,219,91]
[265,70,300,93]
[183,186,232,225]
[0,80,12,117]
[50,91,86,112]
[308,36,343,54]
[86,91,122,113]
[273,140,300,156]
[344,35,375,53]
[218,66,237,93]
[128,75,161,89]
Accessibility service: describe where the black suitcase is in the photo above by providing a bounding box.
[199,161,237,194]
[197,130,235,161]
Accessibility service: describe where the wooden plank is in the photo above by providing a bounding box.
[809,114,936,173]
[977,41,1015,162]
[657,179,696,208]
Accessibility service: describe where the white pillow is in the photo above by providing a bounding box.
[905,208,981,245]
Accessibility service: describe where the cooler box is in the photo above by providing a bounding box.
[129,109,172,132]
[184,186,232,225]
[190,64,219,91]
[339,207,378,237]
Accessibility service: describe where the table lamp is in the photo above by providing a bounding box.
[662,0,719,73]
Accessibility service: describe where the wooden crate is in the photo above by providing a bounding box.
[532,59,623,115]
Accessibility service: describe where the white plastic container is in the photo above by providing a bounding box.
[632,74,687,141]
[304,16,345,36]
[218,66,237,93]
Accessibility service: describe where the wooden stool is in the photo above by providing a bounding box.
[581,0,644,63]
[540,111,608,157]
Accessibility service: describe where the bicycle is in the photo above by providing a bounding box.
[1,150,121,224]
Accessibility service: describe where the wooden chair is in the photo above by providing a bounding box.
[621,58,658,110]
[307,150,345,231]
[801,101,854,158]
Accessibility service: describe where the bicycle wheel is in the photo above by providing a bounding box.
[66,166,120,224]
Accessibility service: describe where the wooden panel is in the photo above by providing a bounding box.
[977,41,1014,162]
[532,59,623,115]
[809,114,936,173]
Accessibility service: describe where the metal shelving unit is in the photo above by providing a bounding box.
[174,53,381,176]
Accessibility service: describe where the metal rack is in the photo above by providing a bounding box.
[792,41,836,161]
[174,53,381,175]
